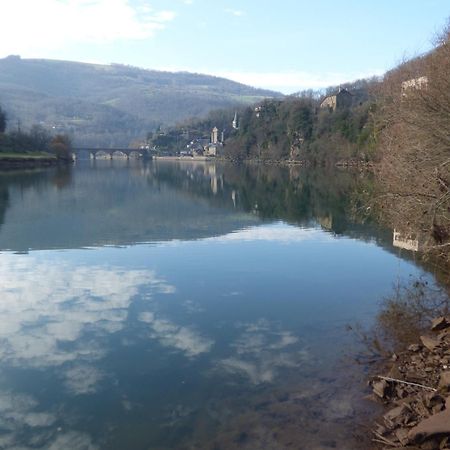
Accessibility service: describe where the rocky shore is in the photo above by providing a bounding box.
[369,316,450,449]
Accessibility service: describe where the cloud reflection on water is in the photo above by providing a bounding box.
[0,252,179,448]
[0,389,98,450]
[139,311,214,357]
[0,254,175,369]
[218,319,307,385]
[211,223,333,243]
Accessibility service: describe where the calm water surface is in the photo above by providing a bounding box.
[0,161,432,449]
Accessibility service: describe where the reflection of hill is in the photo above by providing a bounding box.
[0,161,424,264]
[0,161,259,251]
[154,162,415,261]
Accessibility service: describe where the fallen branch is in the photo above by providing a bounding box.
[375,375,437,392]
[372,430,399,447]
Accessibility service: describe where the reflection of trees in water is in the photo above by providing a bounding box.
[50,166,72,190]
[351,279,450,359]
[0,166,73,232]
[154,161,378,237]
[0,186,8,228]
[377,279,450,351]
[226,165,377,237]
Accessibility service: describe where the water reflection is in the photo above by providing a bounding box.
[0,253,174,368]
[0,160,388,252]
[218,319,306,384]
[0,161,439,449]
[139,311,214,358]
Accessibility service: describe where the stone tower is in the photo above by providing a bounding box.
[211,127,219,144]
[232,112,239,130]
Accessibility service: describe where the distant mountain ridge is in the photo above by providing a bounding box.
[0,56,281,147]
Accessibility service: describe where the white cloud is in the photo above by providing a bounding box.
[207,69,384,94]
[145,64,383,94]
[217,319,307,384]
[63,365,105,395]
[47,430,98,450]
[0,254,175,368]
[0,391,56,429]
[0,0,175,57]
[0,390,98,449]
[139,312,214,357]
[224,8,245,17]
[205,222,334,244]
[150,223,336,249]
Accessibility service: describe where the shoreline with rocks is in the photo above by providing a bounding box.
[369,316,450,449]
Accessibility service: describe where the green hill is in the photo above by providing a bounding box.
[0,56,281,147]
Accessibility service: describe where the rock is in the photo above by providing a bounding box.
[409,344,422,352]
[393,447,421,450]
[373,379,389,399]
[424,392,445,409]
[384,404,408,427]
[408,407,450,443]
[438,371,450,390]
[388,365,403,379]
[395,427,410,446]
[431,317,450,332]
[420,335,440,352]
[406,371,427,382]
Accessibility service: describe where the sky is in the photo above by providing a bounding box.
[0,0,449,94]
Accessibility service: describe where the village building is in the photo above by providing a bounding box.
[204,126,224,157]
[320,87,353,111]
[204,144,218,157]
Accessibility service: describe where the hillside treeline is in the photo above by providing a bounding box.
[0,108,73,160]
[373,24,450,266]
[225,83,375,163]
[0,57,280,147]
[150,78,377,163]
[151,23,450,266]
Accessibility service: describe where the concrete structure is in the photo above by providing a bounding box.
[320,88,353,111]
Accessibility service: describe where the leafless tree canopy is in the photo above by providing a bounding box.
[374,23,450,266]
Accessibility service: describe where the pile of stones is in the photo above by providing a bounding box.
[370,317,450,449]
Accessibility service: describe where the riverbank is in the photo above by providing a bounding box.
[369,317,450,449]
[0,152,70,169]
[154,155,215,161]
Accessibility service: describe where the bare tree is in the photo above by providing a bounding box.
[374,22,450,265]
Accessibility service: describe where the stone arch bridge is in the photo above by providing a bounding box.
[72,148,153,160]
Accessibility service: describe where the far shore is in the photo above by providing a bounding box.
[153,155,215,161]
[0,152,71,168]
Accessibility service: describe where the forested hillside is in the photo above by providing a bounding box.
[149,78,378,163]
[0,56,280,147]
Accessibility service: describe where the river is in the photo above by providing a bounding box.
[0,160,441,449]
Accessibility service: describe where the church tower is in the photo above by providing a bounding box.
[232,112,239,130]
[211,127,219,144]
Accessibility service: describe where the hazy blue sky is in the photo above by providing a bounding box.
[1,0,449,93]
